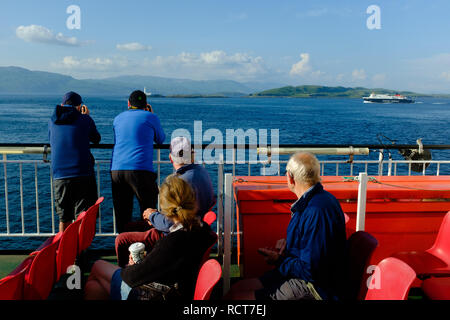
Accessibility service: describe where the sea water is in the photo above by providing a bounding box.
[0,95,449,249]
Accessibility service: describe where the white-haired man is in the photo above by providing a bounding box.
[226,152,346,300]
[114,136,216,267]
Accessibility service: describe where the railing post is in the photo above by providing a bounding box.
[378,149,383,176]
[223,173,233,295]
[217,156,224,256]
[356,172,368,232]
[3,154,9,234]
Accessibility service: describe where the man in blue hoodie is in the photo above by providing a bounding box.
[49,92,101,232]
[110,90,166,233]
[226,152,346,300]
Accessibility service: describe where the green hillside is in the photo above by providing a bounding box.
[250,85,430,98]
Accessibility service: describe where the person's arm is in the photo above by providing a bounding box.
[121,232,181,287]
[277,210,323,282]
[148,211,174,233]
[151,115,165,144]
[88,117,101,144]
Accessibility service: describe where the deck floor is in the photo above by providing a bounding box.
[0,251,425,300]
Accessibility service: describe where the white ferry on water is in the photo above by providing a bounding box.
[363,92,415,103]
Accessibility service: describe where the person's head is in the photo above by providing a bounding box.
[128,90,147,109]
[62,91,83,108]
[285,152,321,194]
[159,174,199,230]
[169,136,194,167]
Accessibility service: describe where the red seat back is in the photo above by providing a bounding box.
[56,219,82,281]
[428,211,450,264]
[365,257,416,300]
[344,231,378,300]
[194,259,222,300]
[203,211,217,226]
[77,197,104,253]
[24,240,59,300]
[0,267,27,300]
[200,232,218,266]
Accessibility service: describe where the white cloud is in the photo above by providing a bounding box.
[52,56,130,71]
[290,53,311,76]
[49,50,268,81]
[149,50,268,80]
[352,69,367,81]
[116,42,152,51]
[16,24,89,47]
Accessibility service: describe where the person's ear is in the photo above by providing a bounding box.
[169,154,173,164]
[287,171,295,186]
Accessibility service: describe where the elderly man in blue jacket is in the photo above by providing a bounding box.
[226,152,346,300]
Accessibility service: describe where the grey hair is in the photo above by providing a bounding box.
[286,152,321,185]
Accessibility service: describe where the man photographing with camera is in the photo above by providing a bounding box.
[49,91,101,232]
[110,90,166,233]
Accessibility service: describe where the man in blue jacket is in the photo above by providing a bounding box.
[49,91,101,232]
[114,136,216,267]
[226,152,346,300]
[111,90,166,233]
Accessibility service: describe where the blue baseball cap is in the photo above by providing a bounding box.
[62,91,83,106]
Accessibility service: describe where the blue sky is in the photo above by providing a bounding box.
[1,0,450,93]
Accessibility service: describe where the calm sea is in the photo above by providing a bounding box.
[0,95,449,250]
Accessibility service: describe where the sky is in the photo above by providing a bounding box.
[1,0,450,93]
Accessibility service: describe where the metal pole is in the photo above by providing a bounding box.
[378,150,383,176]
[3,154,9,234]
[356,172,368,232]
[217,157,224,256]
[34,162,39,234]
[223,173,232,295]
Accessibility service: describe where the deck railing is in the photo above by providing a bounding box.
[1,143,450,289]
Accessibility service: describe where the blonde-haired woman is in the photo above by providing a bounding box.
[84,175,216,300]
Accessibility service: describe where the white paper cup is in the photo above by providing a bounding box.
[129,242,146,264]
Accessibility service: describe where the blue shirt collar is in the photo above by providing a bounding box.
[175,163,196,175]
[290,182,323,216]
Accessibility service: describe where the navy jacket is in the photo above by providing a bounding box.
[149,164,216,233]
[48,105,101,179]
[278,183,346,300]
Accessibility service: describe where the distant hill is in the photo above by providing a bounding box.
[250,85,448,98]
[0,66,277,96]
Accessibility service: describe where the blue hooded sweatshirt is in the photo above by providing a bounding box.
[48,105,101,179]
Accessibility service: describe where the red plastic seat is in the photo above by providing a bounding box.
[0,267,27,300]
[77,197,104,254]
[194,259,222,300]
[56,219,82,281]
[344,231,378,300]
[391,211,450,278]
[365,257,416,300]
[203,211,217,226]
[24,240,60,300]
[421,276,450,300]
[200,232,218,266]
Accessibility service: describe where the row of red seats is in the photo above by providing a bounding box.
[0,197,104,300]
[345,210,450,300]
